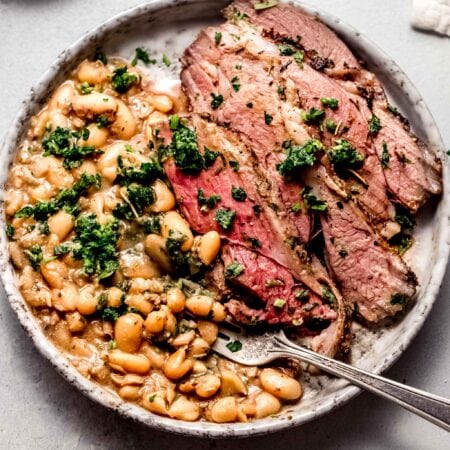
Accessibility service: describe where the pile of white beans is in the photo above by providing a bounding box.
[4,57,303,422]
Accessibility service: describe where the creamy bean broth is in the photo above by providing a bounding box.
[4,53,302,422]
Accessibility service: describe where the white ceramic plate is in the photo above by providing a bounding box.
[1,0,449,438]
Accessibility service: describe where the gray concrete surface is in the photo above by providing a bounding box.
[0,0,449,448]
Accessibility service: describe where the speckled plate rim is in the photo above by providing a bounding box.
[0,0,449,439]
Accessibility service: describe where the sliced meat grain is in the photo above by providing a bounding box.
[305,165,417,322]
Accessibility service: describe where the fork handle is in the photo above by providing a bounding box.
[273,332,450,431]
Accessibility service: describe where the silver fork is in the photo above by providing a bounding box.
[213,324,450,431]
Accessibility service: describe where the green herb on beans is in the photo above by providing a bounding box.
[93,49,107,65]
[111,66,139,93]
[214,31,222,45]
[79,82,94,95]
[25,245,43,271]
[42,127,102,170]
[72,214,120,279]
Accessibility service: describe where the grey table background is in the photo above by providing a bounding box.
[0,0,449,449]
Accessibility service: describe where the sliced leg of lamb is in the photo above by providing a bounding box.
[304,164,418,322]
[222,0,442,212]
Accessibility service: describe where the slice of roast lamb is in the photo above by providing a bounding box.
[304,164,418,322]
[224,0,442,211]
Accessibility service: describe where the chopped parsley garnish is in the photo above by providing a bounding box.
[293,51,304,66]
[273,298,286,308]
[320,97,339,110]
[214,31,222,45]
[395,204,416,230]
[291,202,302,213]
[328,139,365,170]
[266,279,285,288]
[15,173,100,221]
[277,86,286,100]
[231,186,247,202]
[226,340,242,352]
[116,156,161,186]
[102,308,121,322]
[126,184,155,215]
[264,111,273,125]
[301,107,325,125]
[5,223,15,239]
[96,114,110,128]
[380,141,390,168]
[42,127,101,170]
[368,114,382,135]
[131,47,156,66]
[166,116,204,173]
[25,245,43,271]
[215,208,236,230]
[93,49,107,65]
[72,214,120,279]
[203,146,221,168]
[388,232,413,255]
[232,10,249,22]
[162,53,171,67]
[53,243,72,256]
[169,114,180,130]
[390,293,410,306]
[302,186,327,212]
[166,231,188,271]
[142,215,161,234]
[148,394,157,402]
[278,43,296,56]
[225,260,245,278]
[79,82,94,95]
[229,160,240,171]
[325,118,337,133]
[246,102,253,108]
[231,76,240,92]
[39,221,50,235]
[210,93,224,110]
[254,0,279,10]
[111,66,139,93]
[322,285,337,309]
[277,139,323,175]
[198,188,221,210]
